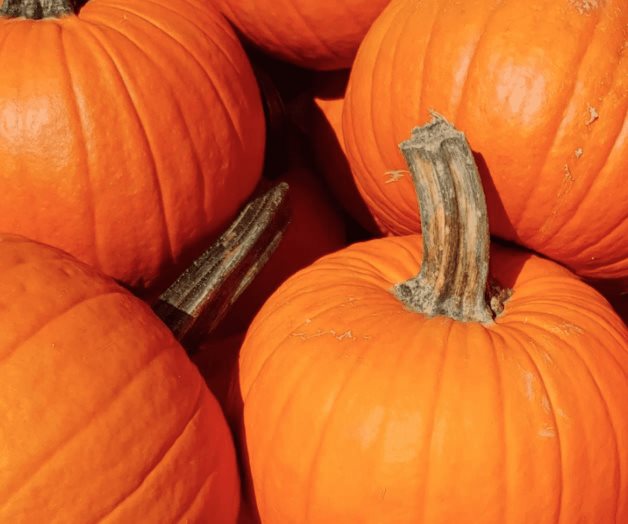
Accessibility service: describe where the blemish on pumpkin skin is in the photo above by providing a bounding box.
[522,370,536,400]
[585,104,599,125]
[549,322,584,336]
[538,425,556,438]
[384,170,407,184]
[570,0,601,15]
[291,328,371,342]
[575,147,583,159]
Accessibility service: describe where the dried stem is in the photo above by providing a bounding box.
[1,0,74,18]
[394,114,507,322]
[153,182,290,349]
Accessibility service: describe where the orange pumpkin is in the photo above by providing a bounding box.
[343,0,627,279]
[0,0,265,295]
[0,234,240,522]
[213,0,392,70]
[309,70,379,234]
[238,119,628,522]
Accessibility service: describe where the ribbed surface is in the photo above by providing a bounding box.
[0,235,240,523]
[240,235,628,523]
[0,0,265,293]
[215,0,391,69]
[344,0,627,279]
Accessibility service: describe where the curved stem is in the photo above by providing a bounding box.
[1,0,74,18]
[394,114,507,323]
[153,182,290,350]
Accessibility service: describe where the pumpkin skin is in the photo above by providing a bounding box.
[0,234,240,522]
[343,0,628,279]
[239,236,628,523]
[214,0,392,70]
[0,0,265,294]
[309,71,379,234]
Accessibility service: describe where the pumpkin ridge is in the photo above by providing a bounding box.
[388,1,422,144]
[499,325,564,521]
[92,381,206,522]
[170,468,218,523]
[349,9,414,234]
[416,320,455,521]
[89,3,211,225]
[284,1,340,59]
[78,20,175,265]
[57,24,100,268]
[538,113,626,256]
[452,0,507,123]
[489,329,509,522]
[416,0,446,121]
[101,2,246,153]
[512,316,624,519]
[0,326,173,506]
[0,290,127,364]
[513,6,604,231]
[255,347,328,517]
[301,341,371,520]
[530,302,628,362]
[122,0,244,75]
[343,10,405,234]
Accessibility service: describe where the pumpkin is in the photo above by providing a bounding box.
[309,70,379,234]
[343,0,627,279]
[0,0,265,295]
[215,163,347,336]
[213,0,392,70]
[0,234,240,522]
[237,118,628,523]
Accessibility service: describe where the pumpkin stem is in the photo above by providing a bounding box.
[393,114,508,322]
[0,0,74,19]
[153,182,290,350]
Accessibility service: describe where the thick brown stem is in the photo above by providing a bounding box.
[0,0,73,19]
[153,182,290,350]
[394,114,507,323]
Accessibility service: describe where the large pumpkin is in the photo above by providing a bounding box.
[213,0,392,70]
[343,0,627,279]
[0,234,240,522]
[238,119,628,522]
[0,0,265,294]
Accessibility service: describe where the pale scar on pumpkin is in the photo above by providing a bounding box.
[384,170,408,184]
[585,105,599,125]
[570,0,601,15]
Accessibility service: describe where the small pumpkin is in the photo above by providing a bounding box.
[0,0,265,295]
[213,0,392,70]
[238,118,628,522]
[0,234,240,522]
[343,0,627,279]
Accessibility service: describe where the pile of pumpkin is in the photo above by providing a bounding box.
[0,0,626,522]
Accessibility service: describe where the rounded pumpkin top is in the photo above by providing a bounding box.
[0,0,265,295]
[343,0,628,279]
[214,0,392,70]
[0,234,240,522]
[239,235,628,523]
